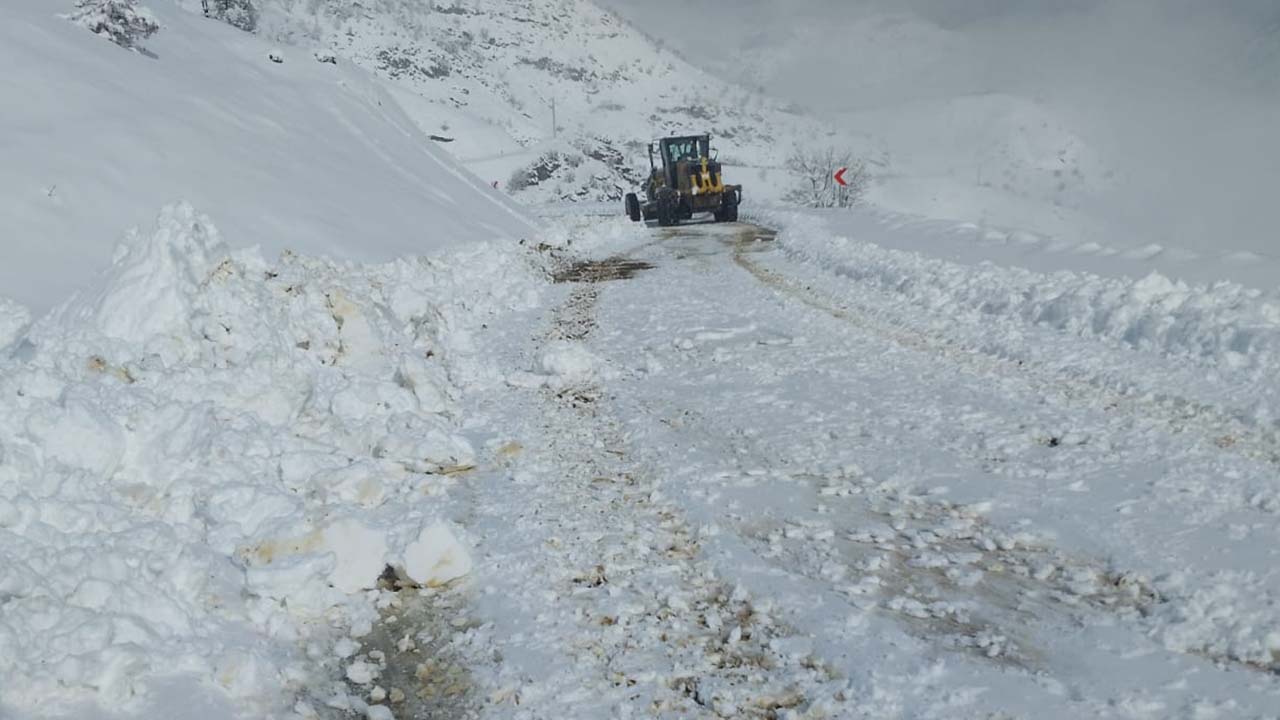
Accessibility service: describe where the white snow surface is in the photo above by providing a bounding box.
[404,213,1280,719]
[0,0,535,313]
[6,1,1280,717]
[0,203,544,718]
[748,209,1280,387]
[4,201,1280,717]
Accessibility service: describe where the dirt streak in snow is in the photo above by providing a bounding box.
[454,244,850,717]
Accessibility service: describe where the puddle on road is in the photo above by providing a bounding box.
[661,223,776,259]
[551,223,774,280]
[553,257,654,283]
[731,226,777,254]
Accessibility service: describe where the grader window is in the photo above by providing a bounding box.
[666,139,697,164]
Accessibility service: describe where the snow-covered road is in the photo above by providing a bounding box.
[402,217,1280,718]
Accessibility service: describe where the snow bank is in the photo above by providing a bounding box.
[0,204,542,716]
[752,209,1280,382]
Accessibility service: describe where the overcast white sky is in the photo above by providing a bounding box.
[599,0,1280,110]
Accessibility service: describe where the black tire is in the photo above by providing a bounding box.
[714,200,738,223]
[625,193,641,222]
[656,191,677,227]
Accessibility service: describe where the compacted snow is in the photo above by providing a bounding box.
[4,205,1279,717]
[433,213,1279,718]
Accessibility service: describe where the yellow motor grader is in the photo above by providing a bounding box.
[625,134,741,226]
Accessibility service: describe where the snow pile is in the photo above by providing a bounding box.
[756,210,1280,380]
[1150,571,1280,672]
[0,204,542,716]
[506,339,614,390]
[538,340,609,386]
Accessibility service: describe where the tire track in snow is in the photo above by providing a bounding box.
[573,223,1276,687]
[465,251,849,717]
[706,227,1280,677]
[731,233,1280,474]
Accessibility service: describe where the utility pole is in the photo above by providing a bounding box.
[551,97,557,140]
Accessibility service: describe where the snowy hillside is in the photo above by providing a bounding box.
[222,0,843,204]
[603,0,1280,287]
[0,0,534,312]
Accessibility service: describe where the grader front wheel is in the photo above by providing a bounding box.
[656,191,677,227]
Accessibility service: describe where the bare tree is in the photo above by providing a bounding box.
[784,147,869,209]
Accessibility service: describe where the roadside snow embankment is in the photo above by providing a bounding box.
[754,210,1280,388]
[0,204,540,716]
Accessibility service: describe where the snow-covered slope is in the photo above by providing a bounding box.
[1,0,534,313]
[602,0,1280,289]
[228,0,842,204]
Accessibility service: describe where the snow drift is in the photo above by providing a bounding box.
[0,0,534,313]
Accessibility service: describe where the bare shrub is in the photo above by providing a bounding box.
[202,0,258,32]
[64,0,159,50]
[783,148,869,209]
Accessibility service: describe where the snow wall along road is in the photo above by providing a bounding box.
[0,1,544,717]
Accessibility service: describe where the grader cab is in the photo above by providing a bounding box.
[625,134,741,226]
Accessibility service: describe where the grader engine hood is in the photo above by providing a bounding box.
[689,157,725,196]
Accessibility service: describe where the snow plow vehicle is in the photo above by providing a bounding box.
[625,134,741,226]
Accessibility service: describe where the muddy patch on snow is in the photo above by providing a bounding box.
[553,257,654,284]
[549,286,598,342]
[660,223,776,260]
[732,470,1161,673]
[335,583,480,719]
[730,225,777,252]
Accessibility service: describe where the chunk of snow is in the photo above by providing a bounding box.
[538,340,606,386]
[402,522,473,587]
[323,519,391,594]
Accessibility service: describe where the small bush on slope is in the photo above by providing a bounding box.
[202,0,258,32]
[784,147,869,209]
[64,0,159,50]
